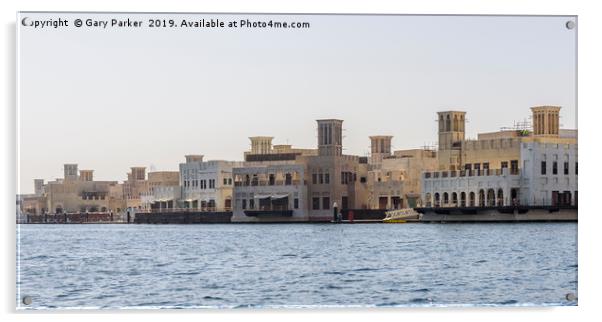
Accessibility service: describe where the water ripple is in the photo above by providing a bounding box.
[16,223,577,308]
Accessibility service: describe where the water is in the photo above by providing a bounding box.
[16,223,577,309]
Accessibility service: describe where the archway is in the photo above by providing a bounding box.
[443,192,449,206]
[434,193,440,207]
[497,189,504,206]
[425,193,432,207]
[511,188,519,206]
[469,192,475,207]
[478,190,485,207]
[452,192,458,206]
[487,189,496,206]
[460,192,466,207]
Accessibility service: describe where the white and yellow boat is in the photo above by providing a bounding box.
[383,208,420,223]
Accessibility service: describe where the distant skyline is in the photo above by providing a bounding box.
[18,13,576,193]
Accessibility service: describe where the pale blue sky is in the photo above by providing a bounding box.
[18,13,576,193]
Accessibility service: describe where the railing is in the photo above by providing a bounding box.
[138,207,231,213]
[257,205,289,211]
[234,180,303,187]
[425,168,521,179]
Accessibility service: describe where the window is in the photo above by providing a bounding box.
[510,160,519,174]
[483,162,489,170]
[575,162,578,175]
[564,162,569,175]
[552,161,558,175]
[501,161,508,169]
[228,178,232,185]
[294,198,299,209]
[323,197,330,210]
[312,173,317,184]
[324,173,330,184]
[312,197,320,210]
[541,161,546,175]
[242,199,247,210]
[360,177,366,183]
[464,164,471,170]
[249,199,255,209]
[223,178,228,185]
[319,173,324,184]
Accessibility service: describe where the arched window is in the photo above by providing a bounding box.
[446,115,451,132]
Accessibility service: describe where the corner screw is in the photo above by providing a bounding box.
[566,21,575,30]
[22,296,32,305]
[565,292,577,301]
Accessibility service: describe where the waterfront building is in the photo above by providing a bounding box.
[232,136,314,222]
[179,155,243,211]
[122,166,148,211]
[232,164,309,222]
[19,193,46,216]
[140,171,180,211]
[367,141,438,209]
[42,164,125,214]
[232,119,370,222]
[422,106,578,208]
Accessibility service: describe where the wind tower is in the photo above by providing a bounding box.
[317,119,343,156]
[437,111,466,170]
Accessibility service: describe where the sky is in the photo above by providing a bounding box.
[18,13,576,193]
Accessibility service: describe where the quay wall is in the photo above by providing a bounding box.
[134,211,232,224]
[23,212,118,224]
[416,206,577,222]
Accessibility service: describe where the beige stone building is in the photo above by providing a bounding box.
[367,135,438,209]
[233,119,370,222]
[42,164,125,214]
[123,166,148,210]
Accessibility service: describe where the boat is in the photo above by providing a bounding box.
[383,208,420,223]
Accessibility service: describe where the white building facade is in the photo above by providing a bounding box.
[520,141,578,207]
[422,140,578,208]
[179,155,243,211]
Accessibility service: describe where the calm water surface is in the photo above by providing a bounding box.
[16,223,577,309]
